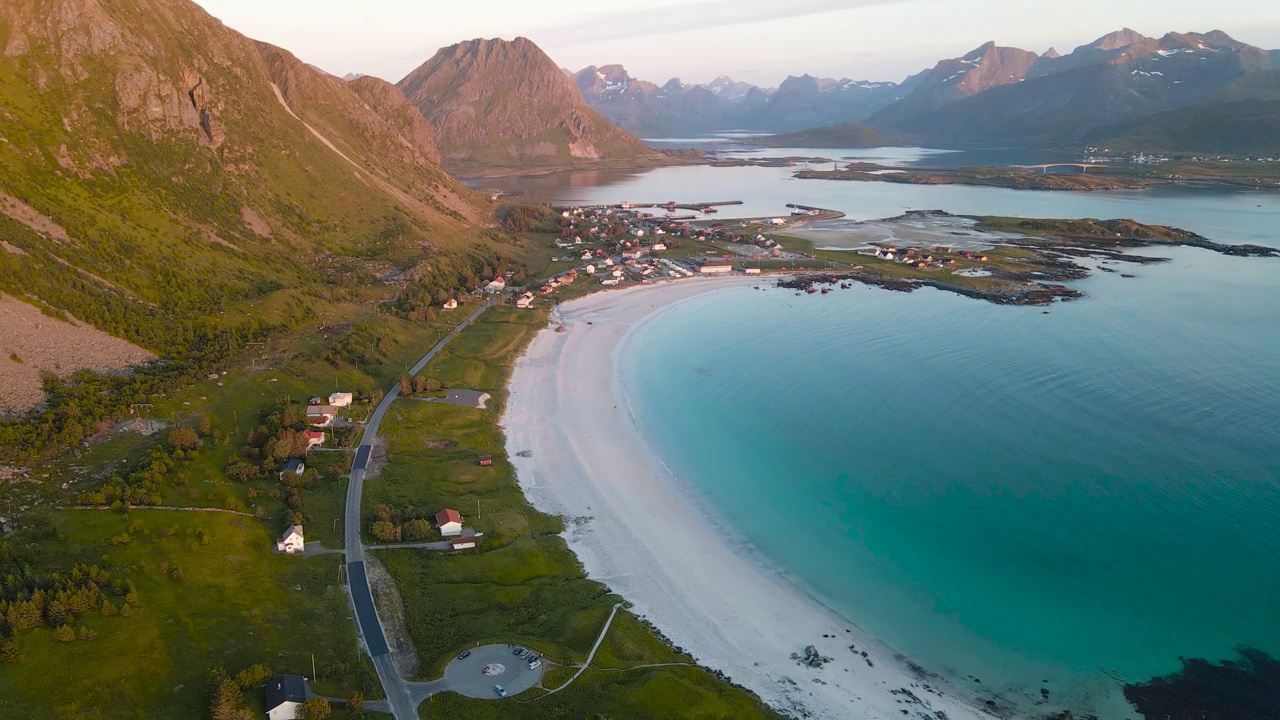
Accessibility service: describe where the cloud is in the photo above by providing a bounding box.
[540,0,917,43]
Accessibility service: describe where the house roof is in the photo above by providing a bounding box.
[264,674,307,709]
[281,525,303,541]
[306,405,338,415]
[303,430,325,440]
[451,536,476,547]
[435,508,462,526]
[282,459,304,472]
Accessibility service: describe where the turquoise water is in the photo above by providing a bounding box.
[621,248,1280,716]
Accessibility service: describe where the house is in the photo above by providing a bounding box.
[745,268,762,275]
[302,431,325,451]
[451,536,477,550]
[478,456,493,467]
[484,277,506,294]
[279,459,305,480]
[328,392,353,408]
[443,298,458,310]
[435,509,463,537]
[699,260,733,275]
[583,264,596,274]
[516,293,535,309]
[650,242,667,252]
[264,675,307,720]
[305,405,338,427]
[622,248,645,260]
[276,525,305,554]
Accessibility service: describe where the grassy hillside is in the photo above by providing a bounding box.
[755,123,891,148]
[1089,99,1280,155]
[0,0,521,459]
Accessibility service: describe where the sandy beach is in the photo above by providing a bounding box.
[503,279,993,720]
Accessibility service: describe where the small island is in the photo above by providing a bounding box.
[771,211,1277,305]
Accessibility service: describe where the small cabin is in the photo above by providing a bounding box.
[478,456,493,467]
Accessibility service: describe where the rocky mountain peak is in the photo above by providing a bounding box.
[398,37,656,168]
[1084,28,1149,52]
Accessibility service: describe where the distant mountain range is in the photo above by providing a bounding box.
[571,64,917,135]
[574,29,1280,154]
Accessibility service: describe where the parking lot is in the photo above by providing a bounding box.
[442,643,545,699]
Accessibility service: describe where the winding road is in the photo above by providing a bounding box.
[343,301,492,720]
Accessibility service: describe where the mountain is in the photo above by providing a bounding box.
[870,30,1278,145]
[1089,98,1280,156]
[398,38,658,169]
[572,65,730,136]
[575,64,912,135]
[745,73,911,132]
[869,41,1040,128]
[0,0,497,424]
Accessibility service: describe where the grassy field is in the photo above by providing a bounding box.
[359,307,782,718]
[0,296,482,717]
[0,509,378,719]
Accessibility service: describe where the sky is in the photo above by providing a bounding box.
[193,0,1280,87]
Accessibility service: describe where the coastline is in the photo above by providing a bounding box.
[502,279,993,720]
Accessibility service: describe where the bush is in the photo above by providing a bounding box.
[52,625,75,642]
[296,697,331,720]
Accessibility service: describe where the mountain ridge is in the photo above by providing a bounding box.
[398,37,658,169]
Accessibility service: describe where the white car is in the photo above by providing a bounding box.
[528,658,541,670]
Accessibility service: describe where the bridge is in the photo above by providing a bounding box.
[1017,163,1110,173]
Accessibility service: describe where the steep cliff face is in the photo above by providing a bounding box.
[397,37,657,169]
[0,0,491,368]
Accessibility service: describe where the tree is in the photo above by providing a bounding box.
[398,374,413,394]
[371,520,398,543]
[296,697,331,720]
[168,426,199,452]
[402,518,432,541]
[346,691,364,712]
[197,414,212,436]
[210,670,253,720]
[52,625,75,642]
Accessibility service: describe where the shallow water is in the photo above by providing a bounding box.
[477,149,1280,246]
[621,247,1280,717]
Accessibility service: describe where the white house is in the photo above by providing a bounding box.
[650,243,667,252]
[583,264,596,274]
[276,526,305,554]
[450,536,477,550]
[435,508,463,537]
[484,277,506,294]
[264,675,307,720]
[516,292,535,309]
[302,431,325,451]
[745,268,762,275]
[443,298,458,310]
[699,261,733,275]
[328,392,353,408]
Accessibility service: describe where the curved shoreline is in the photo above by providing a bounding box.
[502,279,993,719]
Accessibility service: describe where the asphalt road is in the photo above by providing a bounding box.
[342,301,492,720]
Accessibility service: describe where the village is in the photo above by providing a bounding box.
[472,202,841,311]
[271,390,480,557]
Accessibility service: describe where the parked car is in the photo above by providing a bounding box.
[512,647,524,656]
[456,650,471,660]
[494,684,507,698]
[528,659,541,670]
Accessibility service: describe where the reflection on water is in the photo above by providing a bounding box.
[472,145,1280,246]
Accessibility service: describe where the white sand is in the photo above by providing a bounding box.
[504,279,994,720]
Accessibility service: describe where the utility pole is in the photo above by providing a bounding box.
[311,653,316,681]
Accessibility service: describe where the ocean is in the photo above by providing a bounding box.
[619,246,1280,716]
